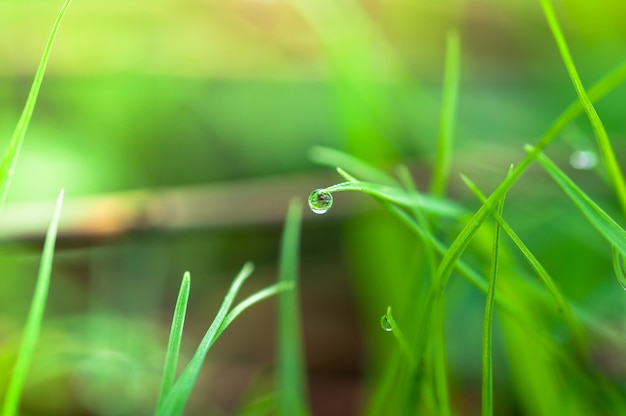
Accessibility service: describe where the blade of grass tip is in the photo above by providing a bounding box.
[460,172,588,354]
[156,272,191,410]
[481,188,505,416]
[539,0,626,216]
[156,262,255,416]
[220,281,294,332]
[0,0,72,215]
[276,199,310,416]
[2,190,64,416]
[380,307,415,369]
[431,29,461,197]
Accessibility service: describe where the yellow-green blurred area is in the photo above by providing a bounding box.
[1,0,626,415]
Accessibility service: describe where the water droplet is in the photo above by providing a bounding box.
[570,150,597,170]
[380,315,393,332]
[308,189,333,214]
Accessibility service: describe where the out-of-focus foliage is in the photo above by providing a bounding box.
[1,0,626,415]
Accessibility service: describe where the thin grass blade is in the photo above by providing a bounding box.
[460,172,588,353]
[431,30,461,197]
[538,0,626,216]
[156,262,255,416]
[156,272,191,409]
[531,147,626,259]
[220,282,293,332]
[397,62,626,373]
[481,187,506,416]
[397,167,450,416]
[0,0,73,214]
[323,181,466,218]
[2,190,64,416]
[276,199,310,416]
[380,307,415,368]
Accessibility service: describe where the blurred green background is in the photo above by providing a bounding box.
[1,0,626,415]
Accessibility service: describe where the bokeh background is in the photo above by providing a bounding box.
[1,0,626,415]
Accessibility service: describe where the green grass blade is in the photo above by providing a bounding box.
[531,147,626,267]
[431,30,461,197]
[380,307,415,368]
[432,299,451,416]
[538,0,626,216]
[156,262,255,416]
[322,181,466,218]
[531,147,626,257]
[221,282,293,332]
[397,167,450,416]
[276,199,310,416]
[0,0,72,214]
[2,190,64,416]
[156,272,191,409]
[398,61,626,371]
[460,172,588,353]
[481,188,505,416]
[612,246,626,290]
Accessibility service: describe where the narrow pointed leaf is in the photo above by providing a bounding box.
[2,190,64,416]
[156,272,191,409]
[0,0,73,214]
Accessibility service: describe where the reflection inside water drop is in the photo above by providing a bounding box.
[380,315,393,332]
[570,151,597,170]
[308,189,333,214]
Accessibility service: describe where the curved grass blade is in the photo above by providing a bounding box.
[397,61,626,375]
[531,147,626,272]
[0,0,73,214]
[156,262,256,416]
[323,181,466,218]
[2,190,64,416]
[531,147,626,257]
[538,0,626,216]
[156,249,298,414]
[380,307,415,368]
[276,199,310,416]
[431,30,461,197]
[156,272,191,409]
[460,172,588,354]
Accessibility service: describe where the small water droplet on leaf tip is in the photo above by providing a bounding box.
[308,189,333,214]
[380,315,393,332]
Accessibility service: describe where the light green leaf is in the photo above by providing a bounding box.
[323,181,466,218]
[276,199,310,416]
[2,190,64,416]
[156,272,191,409]
[0,0,73,214]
